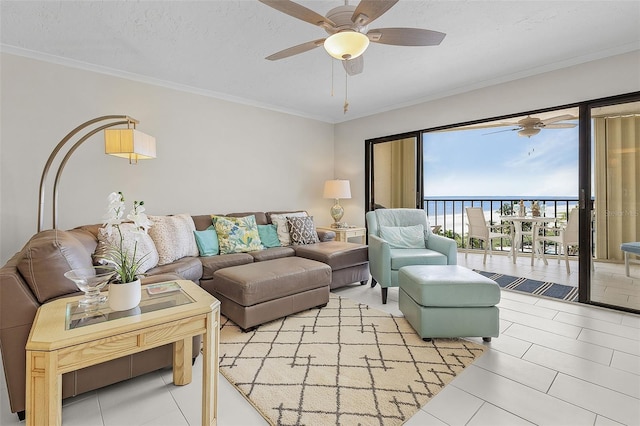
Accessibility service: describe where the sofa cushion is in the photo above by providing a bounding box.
[17,230,94,303]
[94,224,160,274]
[249,246,296,262]
[212,215,264,254]
[193,225,219,256]
[390,248,448,269]
[68,227,99,254]
[287,216,319,245]
[144,256,203,282]
[224,211,269,225]
[192,215,216,231]
[148,214,199,266]
[270,211,307,246]
[257,224,281,248]
[200,253,254,280]
[294,241,368,271]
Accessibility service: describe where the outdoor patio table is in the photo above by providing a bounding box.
[500,215,557,262]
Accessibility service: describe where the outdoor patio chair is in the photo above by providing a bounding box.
[532,207,579,274]
[465,207,514,264]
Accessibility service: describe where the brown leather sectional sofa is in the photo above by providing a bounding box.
[0,210,369,418]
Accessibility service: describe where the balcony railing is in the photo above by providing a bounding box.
[424,197,580,255]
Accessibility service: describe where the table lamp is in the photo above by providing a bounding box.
[323,179,351,228]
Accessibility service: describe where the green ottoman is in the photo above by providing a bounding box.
[398,265,500,341]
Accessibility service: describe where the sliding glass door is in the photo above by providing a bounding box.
[365,133,421,211]
[587,96,640,311]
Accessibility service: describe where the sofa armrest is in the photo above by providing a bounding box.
[317,229,336,242]
[0,254,42,414]
[368,234,391,286]
[426,233,458,265]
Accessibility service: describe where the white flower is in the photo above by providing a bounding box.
[99,192,152,283]
[127,202,152,234]
[103,192,126,236]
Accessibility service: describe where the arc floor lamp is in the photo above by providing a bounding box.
[37,115,156,232]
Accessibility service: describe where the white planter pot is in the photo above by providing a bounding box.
[108,279,142,311]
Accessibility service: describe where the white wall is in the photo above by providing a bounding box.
[0,53,335,263]
[2,51,639,264]
[334,50,640,227]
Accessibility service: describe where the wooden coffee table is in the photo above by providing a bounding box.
[25,280,220,426]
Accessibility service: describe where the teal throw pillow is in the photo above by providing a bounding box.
[379,224,426,249]
[257,224,281,248]
[193,225,219,256]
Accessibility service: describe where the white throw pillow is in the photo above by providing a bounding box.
[270,212,307,246]
[379,224,426,249]
[95,224,159,273]
[148,214,199,265]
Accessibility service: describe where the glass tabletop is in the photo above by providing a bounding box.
[65,281,194,330]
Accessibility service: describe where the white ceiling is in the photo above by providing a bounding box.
[1,1,639,124]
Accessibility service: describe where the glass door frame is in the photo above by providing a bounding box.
[363,91,640,313]
[582,92,640,312]
[364,131,423,212]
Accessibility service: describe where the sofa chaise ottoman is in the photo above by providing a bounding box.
[398,265,500,341]
[205,257,331,331]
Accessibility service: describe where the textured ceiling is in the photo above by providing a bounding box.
[1,1,639,123]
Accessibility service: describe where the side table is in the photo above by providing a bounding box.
[317,225,367,244]
[25,280,220,426]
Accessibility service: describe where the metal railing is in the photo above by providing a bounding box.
[424,197,579,255]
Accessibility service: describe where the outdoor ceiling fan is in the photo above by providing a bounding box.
[259,0,446,76]
[487,114,578,138]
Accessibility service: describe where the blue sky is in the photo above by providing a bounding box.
[423,124,579,197]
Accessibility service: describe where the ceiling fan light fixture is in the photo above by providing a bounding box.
[324,31,369,60]
[518,127,541,138]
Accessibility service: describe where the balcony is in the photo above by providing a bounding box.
[424,196,579,254]
[423,197,638,311]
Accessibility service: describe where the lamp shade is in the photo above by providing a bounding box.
[323,179,351,199]
[324,31,369,60]
[104,129,156,162]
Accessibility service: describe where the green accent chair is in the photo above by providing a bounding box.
[366,208,458,304]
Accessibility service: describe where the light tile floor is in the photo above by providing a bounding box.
[1,253,638,425]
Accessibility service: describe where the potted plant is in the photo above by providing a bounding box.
[101,191,152,311]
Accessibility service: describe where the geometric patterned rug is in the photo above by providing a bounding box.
[475,270,579,302]
[219,295,486,425]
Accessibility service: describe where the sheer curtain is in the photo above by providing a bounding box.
[594,116,640,260]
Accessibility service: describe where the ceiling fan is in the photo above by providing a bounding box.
[259,0,446,76]
[486,114,577,138]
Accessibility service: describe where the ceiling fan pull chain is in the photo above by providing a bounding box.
[344,72,349,114]
[331,59,334,97]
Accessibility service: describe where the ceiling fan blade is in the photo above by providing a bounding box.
[483,128,518,136]
[367,27,446,46]
[543,123,577,129]
[352,0,399,26]
[265,39,325,60]
[541,114,574,125]
[259,0,335,28]
[343,55,364,76]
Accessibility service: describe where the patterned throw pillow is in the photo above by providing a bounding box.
[95,223,160,273]
[148,214,199,265]
[270,212,307,246]
[287,216,318,245]
[213,215,264,254]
